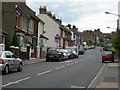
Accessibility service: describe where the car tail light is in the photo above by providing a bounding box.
[0,59,4,64]
[57,53,61,56]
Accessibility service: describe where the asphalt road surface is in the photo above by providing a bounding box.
[2,47,104,88]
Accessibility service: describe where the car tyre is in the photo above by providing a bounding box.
[17,63,22,72]
[102,60,104,63]
[58,58,61,62]
[46,59,49,62]
[3,65,9,75]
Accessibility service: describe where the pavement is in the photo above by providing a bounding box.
[22,58,46,66]
[89,60,120,89]
[22,58,120,89]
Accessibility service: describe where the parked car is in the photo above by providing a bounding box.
[65,49,74,59]
[79,47,85,55]
[0,51,23,75]
[66,46,79,59]
[58,49,69,60]
[102,51,114,63]
[46,50,63,62]
[84,45,89,50]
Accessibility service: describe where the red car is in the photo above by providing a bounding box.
[102,51,114,63]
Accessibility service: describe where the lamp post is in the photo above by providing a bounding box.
[106,12,120,62]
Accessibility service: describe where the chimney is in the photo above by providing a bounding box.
[52,15,56,19]
[73,25,76,29]
[66,24,71,29]
[46,11,52,17]
[39,6,47,14]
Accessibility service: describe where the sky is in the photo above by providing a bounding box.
[26,0,120,33]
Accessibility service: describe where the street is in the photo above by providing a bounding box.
[2,47,104,88]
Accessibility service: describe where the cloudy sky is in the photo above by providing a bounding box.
[26,0,120,33]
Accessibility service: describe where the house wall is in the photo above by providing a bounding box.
[37,20,45,58]
[37,14,60,49]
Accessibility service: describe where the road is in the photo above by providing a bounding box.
[2,47,104,88]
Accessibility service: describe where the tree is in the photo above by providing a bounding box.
[5,35,11,50]
[20,37,32,47]
[11,34,20,47]
[111,30,120,61]
[111,30,120,49]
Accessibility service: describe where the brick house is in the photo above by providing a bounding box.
[2,2,39,59]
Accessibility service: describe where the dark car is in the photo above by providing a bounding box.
[102,51,114,63]
[46,50,63,62]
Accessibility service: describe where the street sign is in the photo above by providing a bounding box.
[55,34,61,43]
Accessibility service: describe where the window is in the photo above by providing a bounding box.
[5,52,11,58]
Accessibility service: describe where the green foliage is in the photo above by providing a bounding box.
[21,37,32,47]
[106,46,115,52]
[11,34,20,47]
[85,40,92,45]
[5,35,11,50]
[111,30,120,49]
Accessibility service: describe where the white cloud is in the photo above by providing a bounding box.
[26,0,120,33]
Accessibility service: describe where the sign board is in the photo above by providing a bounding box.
[55,34,61,43]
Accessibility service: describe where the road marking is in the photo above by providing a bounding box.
[71,86,85,88]
[88,64,106,88]
[67,63,73,66]
[2,77,31,87]
[75,61,78,63]
[64,60,73,63]
[55,66,65,70]
[37,70,52,76]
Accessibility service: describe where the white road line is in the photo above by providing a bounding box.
[2,77,31,87]
[55,66,65,70]
[74,61,78,63]
[67,63,73,66]
[71,86,85,88]
[64,60,73,63]
[37,70,52,76]
[88,64,106,88]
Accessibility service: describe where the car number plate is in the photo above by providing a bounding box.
[50,56,54,58]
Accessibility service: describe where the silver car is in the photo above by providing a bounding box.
[0,51,23,75]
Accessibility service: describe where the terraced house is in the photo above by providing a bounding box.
[2,2,39,59]
[38,6,73,50]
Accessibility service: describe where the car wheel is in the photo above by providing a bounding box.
[112,60,115,62]
[17,63,22,72]
[3,65,9,75]
[58,58,61,62]
[102,61,104,63]
[46,59,49,62]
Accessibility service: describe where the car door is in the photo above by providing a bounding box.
[4,52,14,70]
[10,52,19,69]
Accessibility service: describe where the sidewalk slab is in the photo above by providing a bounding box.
[89,61,120,89]
[23,58,46,66]
[96,82,119,88]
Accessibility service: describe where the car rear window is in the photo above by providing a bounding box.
[48,50,58,54]
[102,52,113,55]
